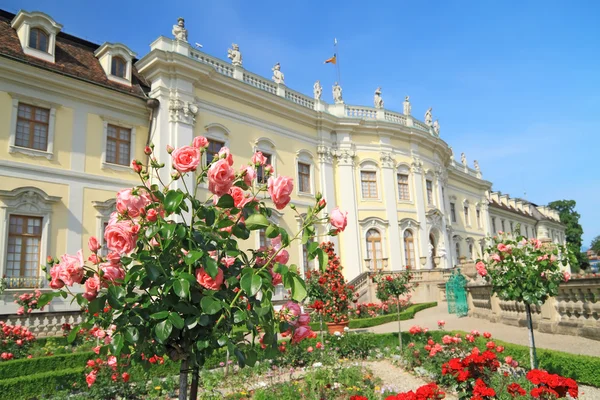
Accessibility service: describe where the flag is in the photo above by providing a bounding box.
[324,54,337,64]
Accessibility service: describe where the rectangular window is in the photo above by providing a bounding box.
[15,103,50,151]
[6,215,42,286]
[426,180,434,205]
[501,220,505,232]
[492,217,497,233]
[397,174,410,200]
[106,124,131,166]
[205,140,225,166]
[450,203,457,223]
[257,153,272,184]
[476,209,481,228]
[101,222,109,256]
[360,171,378,199]
[258,229,267,248]
[510,221,514,233]
[298,162,311,193]
[464,206,470,225]
[525,226,529,238]
[302,243,310,275]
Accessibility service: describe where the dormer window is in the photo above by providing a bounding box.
[111,56,126,78]
[29,28,49,52]
[11,10,63,63]
[94,42,136,86]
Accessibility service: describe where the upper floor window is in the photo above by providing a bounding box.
[398,174,410,201]
[111,56,126,78]
[257,153,272,184]
[510,221,514,233]
[450,203,457,223]
[476,209,481,228]
[258,228,267,248]
[28,28,49,52]
[501,219,505,232]
[106,124,131,166]
[205,140,225,166]
[361,171,378,199]
[464,205,470,225]
[492,217,497,233]
[16,103,50,151]
[298,162,311,193]
[525,226,529,238]
[426,180,434,205]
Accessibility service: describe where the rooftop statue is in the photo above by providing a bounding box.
[403,96,411,116]
[374,87,384,109]
[433,119,440,135]
[333,82,343,104]
[227,44,242,67]
[313,80,322,101]
[461,152,467,167]
[272,62,285,85]
[425,107,433,126]
[172,17,188,42]
[474,160,480,172]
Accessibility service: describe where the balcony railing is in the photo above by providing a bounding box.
[5,276,46,289]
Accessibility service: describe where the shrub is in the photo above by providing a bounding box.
[0,367,85,399]
[0,351,94,379]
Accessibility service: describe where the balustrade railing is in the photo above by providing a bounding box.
[190,50,234,77]
[413,120,430,132]
[346,106,377,119]
[243,72,277,95]
[6,276,46,289]
[384,111,408,125]
[284,89,315,109]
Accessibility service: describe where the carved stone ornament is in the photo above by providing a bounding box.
[317,144,333,164]
[380,151,395,168]
[227,43,242,67]
[332,82,343,104]
[461,153,467,167]
[272,63,285,85]
[411,156,423,173]
[403,96,411,116]
[172,17,188,42]
[433,119,440,135]
[313,80,322,101]
[0,187,60,213]
[374,87,384,109]
[424,107,433,126]
[168,92,198,125]
[334,148,355,166]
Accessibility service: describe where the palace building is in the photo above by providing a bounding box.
[0,10,566,318]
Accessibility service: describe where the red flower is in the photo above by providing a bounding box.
[507,382,526,397]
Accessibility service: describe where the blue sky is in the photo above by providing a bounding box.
[5,0,599,247]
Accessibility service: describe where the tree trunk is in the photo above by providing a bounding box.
[525,303,538,370]
[179,359,189,400]
[319,314,324,343]
[397,295,403,350]
[189,367,199,400]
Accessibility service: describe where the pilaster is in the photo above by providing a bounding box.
[411,154,427,269]
[380,151,402,270]
[317,142,338,250]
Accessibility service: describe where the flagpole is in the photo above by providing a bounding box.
[334,38,341,86]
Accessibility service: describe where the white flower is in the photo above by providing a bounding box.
[312,362,323,368]
[344,327,349,332]
[334,331,341,336]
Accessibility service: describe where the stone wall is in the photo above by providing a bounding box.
[466,278,600,341]
[0,311,83,338]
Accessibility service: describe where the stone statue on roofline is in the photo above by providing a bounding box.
[433,119,440,135]
[172,17,188,42]
[403,96,411,115]
[333,82,343,104]
[227,44,242,67]
[272,63,285,85]
[313,80,322,101]
[374,87,384,109]
[474,160,480,172]
[425,107,433,126]
[461,152,467,167]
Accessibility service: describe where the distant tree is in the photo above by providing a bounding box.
[548,200,585,268]
[591,235,600,254]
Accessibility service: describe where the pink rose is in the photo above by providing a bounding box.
[298,313,310,326]
[251,151,267,166]
[58,250,85,286]
[195,267,224,290]
[107,355,117,367]
[83,275,101,301]
[475,261,487,277]
[291,326,315,344]
[171,145,200,173]
[88,254,100,264]
[218,147,234,166]
[267,176,293,210]
[101,263,126,283]
[491,253,501,262]
[146,208,158,222]
[563,271,571,282]
[241,165,256,186]
[104,221,137,255]
[531,238,542,249]
[49,277,64,289]
[208,159,235,196]
[497,243,508,253]
[221,256,236,268]
[282,301,302,320]
[88,236,101,252]
[149,237,160,247]
[16,307,24,316]
[229,186,250,208]
[193,136,209,149]
[131,159,142,173]
[116,188,152,219]
[270,269,282,285]
[86,370,97,388]
[329,207,348,232]
[275,249,289,265]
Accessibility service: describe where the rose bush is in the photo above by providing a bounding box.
[39,138,345,399]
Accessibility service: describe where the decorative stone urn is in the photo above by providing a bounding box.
[420,257,427,267]
[326,321,349,335]
[433,256,441,267]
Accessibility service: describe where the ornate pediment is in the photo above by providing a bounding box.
[0,187,60,213]
[426,208,444,227]
[399,217,420,230]
[359,217,389,229]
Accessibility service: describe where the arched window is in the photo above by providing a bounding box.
[404,230,416,268]
[429,233,436,258]
[455,242,461,258]
[366,229,382,270]
[29,28,49,52]
[111,56,126,78]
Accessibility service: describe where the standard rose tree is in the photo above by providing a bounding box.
[477,231,573,369]
[39,139,346,399]
[373,269,414,349]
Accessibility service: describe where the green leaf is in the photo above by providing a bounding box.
[107,286,125,309]
[197,340,209,350]
[124,327,139,343]
[317,248,329,272]
[246,349,258,367]
[185,317,198,329]
[164,190,184,214]
[245,213,269,230]
[111,333,124,355]
[168,313,185,330]
[155,320,173,342]
[173,279,191,299]
[201,296,222,315]
[145,224,160,239]
[265,225,279,238]
[307,241,319,256]
[204,256,218,279]
[162,224,176,240]
[232,224,250,240]
[88,297,104,314]
[234,309,247,323]
[216,194,235,208]
[67,325,82,344]
[240,273,262,297]
[291,275,307,302]
[145,264,162,280]
[234,347,246,367]
[150,311,170,320]
[37,292,57,309]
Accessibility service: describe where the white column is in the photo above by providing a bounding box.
[334,147,362,279]
[317,143,339,250]
[411,157,427,270]
[380,152,402,270]
[435,170,449,269]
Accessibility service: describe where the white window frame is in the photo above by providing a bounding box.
[199,123,231,189]
[93,199,117,256]
[476,206,482,229]
[11,11,62,64]
[359,217,389,271]
[359,160,381,202]
[0,187,60,289]
[295,150,315,197]
[396,164,412,203]
[450,202,457,223]
[93,42,136,86]
[101,118,136,172]
[8,95,58,160]
[254,137,277,176]
[463,199,471,227]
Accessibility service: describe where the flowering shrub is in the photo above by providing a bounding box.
[38,139,344,398]
[14,290,44,315]
[305,242,354,323]
[353,296,411,319]
[385,382,446,400]
[373,269,414,302]
[526,369,578,399]
[0,321,35,361]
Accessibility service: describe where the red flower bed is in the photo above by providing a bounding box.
[385,382,445,400]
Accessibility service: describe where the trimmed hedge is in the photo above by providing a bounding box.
[0,351,94,380]
[309,302,438,330]
[0,367,85,399]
